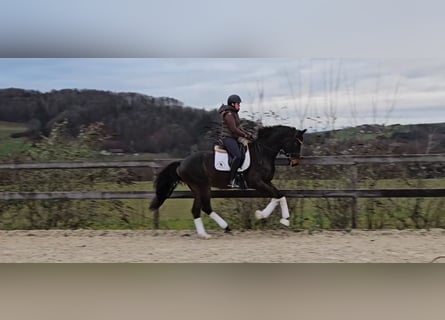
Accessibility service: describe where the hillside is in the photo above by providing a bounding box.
[0,88,444,156]
[0,88,220,156]
[305,122,445,156]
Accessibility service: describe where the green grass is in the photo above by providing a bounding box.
[0,121,29,136]
[0,121,32,157]
[65,181,195,228]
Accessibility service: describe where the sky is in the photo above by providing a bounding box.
[2,1,445,58]
[0,58,444,131]
[1,0,444,131]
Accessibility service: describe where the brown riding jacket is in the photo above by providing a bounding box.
[218,104,250,139]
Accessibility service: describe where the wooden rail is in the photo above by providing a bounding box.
[1,154,444,229]
[0,154,444,170]
[1,189,444,200]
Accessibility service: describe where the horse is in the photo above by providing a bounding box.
[149,125,307,239]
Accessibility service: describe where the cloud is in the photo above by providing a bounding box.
[0,58,444,129]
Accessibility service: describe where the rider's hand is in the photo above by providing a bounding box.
[246,133,255,140]
[238,137,250,147]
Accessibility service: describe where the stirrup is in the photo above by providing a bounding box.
[227,179,240,188]
[236,174,248,190]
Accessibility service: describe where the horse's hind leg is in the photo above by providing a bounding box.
[201,189,231,234]
[191,194,211,239]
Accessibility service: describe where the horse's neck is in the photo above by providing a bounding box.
[253,138,281,161]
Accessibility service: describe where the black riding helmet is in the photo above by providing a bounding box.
[227,94,242,106]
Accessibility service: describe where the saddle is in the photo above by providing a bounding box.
[214,144,251,172]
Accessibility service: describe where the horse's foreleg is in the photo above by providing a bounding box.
[253,181,290,227]
[255,197,290,226]
[277,196,290,226]
[255,198,280,219]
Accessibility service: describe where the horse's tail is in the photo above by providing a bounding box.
[149,161,182,211]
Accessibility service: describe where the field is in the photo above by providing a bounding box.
[0,121,31,157]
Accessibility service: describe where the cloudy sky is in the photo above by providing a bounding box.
[0,58,444,131]
[2,0,445,58]
[1,1,444,131]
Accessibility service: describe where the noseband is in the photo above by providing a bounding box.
[281,138,303,159]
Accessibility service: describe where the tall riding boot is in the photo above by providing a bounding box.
[236,172,248,190]
[228,157,242,188]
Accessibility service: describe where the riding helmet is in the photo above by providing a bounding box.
[227,94,242,105]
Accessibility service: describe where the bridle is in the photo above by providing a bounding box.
[281,138,303,159]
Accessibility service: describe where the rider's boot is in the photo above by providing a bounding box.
[228,157,242,188]
[236,172,248,190]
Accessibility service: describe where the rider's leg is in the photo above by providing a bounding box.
[223,137,244,188]
[236,145,247,189]
[228,157,242,187]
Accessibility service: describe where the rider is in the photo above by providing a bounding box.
[218,94,253,189]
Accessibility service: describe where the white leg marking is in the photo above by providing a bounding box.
[279,196,290,227]
[255,210,265,220]
[209,212,228,229]
[194,218,211,239]
[256,198,279,219]
[279,196,290,219]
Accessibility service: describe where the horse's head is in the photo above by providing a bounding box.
[257,125,307,167]
[281,128,307,167]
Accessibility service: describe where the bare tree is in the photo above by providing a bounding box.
[284,59,313,129]
[383,77,401,125]
[343,68,359,128]
[319,59,343,131]
[370,61,401,126]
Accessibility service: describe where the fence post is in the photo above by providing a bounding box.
[350,163,359,228]
[151,166,160,230]
[153,209,160,230]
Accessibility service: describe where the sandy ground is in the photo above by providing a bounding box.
[1,229,445,263]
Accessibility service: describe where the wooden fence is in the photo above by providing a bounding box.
[1,154,444,228]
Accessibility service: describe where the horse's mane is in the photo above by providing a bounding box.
[257,125,294,139]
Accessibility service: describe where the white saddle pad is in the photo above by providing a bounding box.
[214,145,251,172]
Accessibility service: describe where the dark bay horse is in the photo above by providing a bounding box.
[149,125,307,239]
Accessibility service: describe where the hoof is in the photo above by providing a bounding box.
[279,218,290,227]
[255,210,265,220]
[224,226,233,235]
[197,233,212,240]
